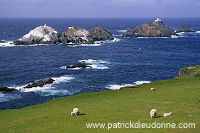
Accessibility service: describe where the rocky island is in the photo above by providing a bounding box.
[14,25,114,45]
[123,18,175,37]
[175,25,195,33]
[14,24,61,45]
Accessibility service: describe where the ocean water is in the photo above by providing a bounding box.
[0,18,200,110]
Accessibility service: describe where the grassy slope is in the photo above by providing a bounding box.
[0,77,199,133]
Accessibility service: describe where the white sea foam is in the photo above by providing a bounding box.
[106,81,151,90]
[20,84,71,96]
[0,41,15,47]
[106,84,135,90]
[63,59,109,70]
[67,43,102,47]
[17,75,74,96]
[171,35,179,38]
[88,64,109,69]
[137,37,170,39]
[117,30,127,33]
[52,75,74,84]
[79,59,109,69]
[134,81,151,85]
[196,31,200,33]
[78,59,108,64]
[0,92,22,102]
[0,41,54,47]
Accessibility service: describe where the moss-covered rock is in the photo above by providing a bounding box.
[175,65,200,79]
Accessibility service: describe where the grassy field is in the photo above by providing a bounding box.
[0,67,200,132]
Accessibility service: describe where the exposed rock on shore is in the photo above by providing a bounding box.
[60,27,94,44]
[66,63,92,69]
[24,78,55,88]
[176,25,195,33]
[14,24,61,45]
[0,85,17,92]
[90,27,114,41]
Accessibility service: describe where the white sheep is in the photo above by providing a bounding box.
[150,109,157,118]
[71,112,75,116]
[150,88,155,91]
[71,108,81,116]
[163,112,172,117]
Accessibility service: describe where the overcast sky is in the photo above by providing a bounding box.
[0,0,199,18]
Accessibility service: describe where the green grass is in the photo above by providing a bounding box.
[0,78,199,133]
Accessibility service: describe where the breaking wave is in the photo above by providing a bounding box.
[79,59,109,69]
[62,59,110,70]
[106,81,151,90]
[0,41,15,47]
[0,92,22,103]
[14,75,75,96]
[117,30,126,33]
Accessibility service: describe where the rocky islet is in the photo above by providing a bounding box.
[123,18,195,37]
[15,25,114,45]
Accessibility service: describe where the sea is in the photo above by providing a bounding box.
[0,18,200,110]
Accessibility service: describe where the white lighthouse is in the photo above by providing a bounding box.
[154,17,162,22]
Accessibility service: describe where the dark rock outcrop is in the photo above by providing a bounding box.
[0,85,17,92]
[123,18,175,37]
[24,78,55,88]
[60,27,94,44]
[122,28,135,37]
[90,27,114,41]
[14,24,61,45]
[176,25,195,33]
[66,63,92,69]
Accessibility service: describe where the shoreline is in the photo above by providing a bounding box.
[0,75,199,132]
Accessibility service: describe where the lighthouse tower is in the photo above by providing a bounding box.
[154,18,162,22]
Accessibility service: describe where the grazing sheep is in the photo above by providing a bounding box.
[163,112,172,117]
[71,108,81,116]
[150,88,155,91]
[150,109,157,118]
[71,112,75,116]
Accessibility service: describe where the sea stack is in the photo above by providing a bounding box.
[14,24,60,45]
[90,27,114,41]
[176,25,195,33]
[123,18,175,37]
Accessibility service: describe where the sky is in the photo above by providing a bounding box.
[0,0,200,18]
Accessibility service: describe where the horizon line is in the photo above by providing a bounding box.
[0,17,200,19]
